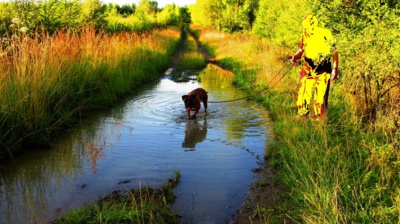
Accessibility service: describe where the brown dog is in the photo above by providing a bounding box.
[182,88,208,119]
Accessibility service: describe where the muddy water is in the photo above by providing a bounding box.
[0,64,271,224]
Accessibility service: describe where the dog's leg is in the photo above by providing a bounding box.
[203,95,208,113]
[192,109,199,119]
[203,101,208,113]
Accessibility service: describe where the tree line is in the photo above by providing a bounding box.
[0,0,191,35]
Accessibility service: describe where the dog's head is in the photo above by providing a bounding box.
[182,94,196,111]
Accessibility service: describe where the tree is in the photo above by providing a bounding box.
[180,6,191,23]
[157,4,179,26]
[117,4,135,17]
[190,0,258,32]
[81,0,107,29]
[252,0,308,46]
[136,0,157,15]
[37,0,81,33]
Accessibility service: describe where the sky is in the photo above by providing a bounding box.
[101,0,197,8]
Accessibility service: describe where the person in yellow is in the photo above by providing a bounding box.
[290,13,339,119]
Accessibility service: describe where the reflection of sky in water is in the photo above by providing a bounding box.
[0,64,271,224]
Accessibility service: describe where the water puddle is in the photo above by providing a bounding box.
[0,64,272,224]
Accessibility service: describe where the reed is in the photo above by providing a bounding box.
[193,24,400,223]
[0,26,181,158]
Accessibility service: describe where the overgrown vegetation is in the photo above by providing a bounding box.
[0,26,182,158]
[191,1,400,219]
[52,171,181,224]
[190,5,399,222]
[0,0,399,222]
[191,0,400,129]
[0,0,190,158]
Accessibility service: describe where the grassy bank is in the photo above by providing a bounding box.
[52,171,181,224]
[0,26,181,158]
[193,24,400,223]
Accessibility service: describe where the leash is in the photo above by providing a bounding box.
[208,62,294,103]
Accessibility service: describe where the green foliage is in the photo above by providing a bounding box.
[252,0,309,47]
[116,4,136,17]
[190,0,258,33]
[250,0,400,126]
[36,0,81,33]
[136,0,158,16]
[157,4,180,26]
[189,0,217,27]
[0,0,190,35]
[81,0,107,29]
[310,0,400,126]
[190,0,400,119]
[194,21,399,222]
[179,7,191,23]
[0,2,14,35]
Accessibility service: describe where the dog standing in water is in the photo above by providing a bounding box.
[182,88,208,120]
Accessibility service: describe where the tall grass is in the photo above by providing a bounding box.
[194,24,400,223]
[0,26,181,158]
[169,24,206,82]
[177,33,206,71]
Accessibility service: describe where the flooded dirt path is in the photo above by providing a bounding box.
[0,65,272,224]
[0,28,274,223]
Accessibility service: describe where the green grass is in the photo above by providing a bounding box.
[194,24,400,223]
[170,24,206,82]
[177,32,206,70]
[53,170,181,224]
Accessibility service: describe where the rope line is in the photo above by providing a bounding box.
[208,62,294,103]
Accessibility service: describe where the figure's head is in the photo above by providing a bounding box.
[302,13,318,35]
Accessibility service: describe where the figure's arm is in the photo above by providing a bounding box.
[331,50,339,80]
[291,36,304,64]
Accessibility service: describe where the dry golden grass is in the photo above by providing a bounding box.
[0,26,181,156]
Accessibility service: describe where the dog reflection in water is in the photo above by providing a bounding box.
[182,120,207,151]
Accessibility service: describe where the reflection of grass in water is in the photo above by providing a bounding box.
[53,170,181,224]
[198,64,234,90]
[198,64,254,141]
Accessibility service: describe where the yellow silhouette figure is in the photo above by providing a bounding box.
[291,13,339,119]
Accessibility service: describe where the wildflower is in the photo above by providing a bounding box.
[12,18,21,24]
[20,27,28,33]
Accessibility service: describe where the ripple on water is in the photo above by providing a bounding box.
[0,72,272,224]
